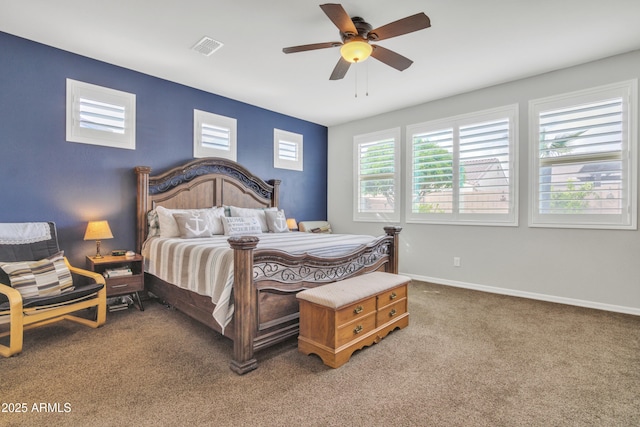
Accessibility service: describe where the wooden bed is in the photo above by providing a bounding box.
[135,157,401,374]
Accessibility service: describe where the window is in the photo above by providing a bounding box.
[193,109,237,160]
[353,128,401,222]
[406,105,518,226]
[529,80,637,229]
[273,129,303,171]
[66,79,136,149]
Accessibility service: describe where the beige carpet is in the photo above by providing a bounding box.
[1,281,639,427]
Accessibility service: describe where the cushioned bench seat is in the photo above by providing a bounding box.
[297,271,410,368]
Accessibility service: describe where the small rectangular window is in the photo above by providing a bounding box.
[274,129,303,171]
[66,79,135,149]
[194,109,237,160]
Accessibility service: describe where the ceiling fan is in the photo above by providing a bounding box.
[282,3,431,80]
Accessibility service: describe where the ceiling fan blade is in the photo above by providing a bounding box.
[320,3,358,36]
[329,57,351,80]
[283,42,342,54]
[368,13,431,41]
[370,45,413,71]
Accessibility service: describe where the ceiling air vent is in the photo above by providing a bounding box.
[192,36,224,56]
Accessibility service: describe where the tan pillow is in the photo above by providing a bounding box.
[265,210,289,233]
[228,206,277,232]
[173,212,214,238]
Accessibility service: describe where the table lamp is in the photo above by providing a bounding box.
[84,220,113,258]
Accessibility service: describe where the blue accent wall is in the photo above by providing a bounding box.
[0,31,327,264]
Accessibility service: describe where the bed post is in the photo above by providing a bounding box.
[135,166,151,254]
[228,236,260,375]
[384,226,402,274]
[268,179,281,208]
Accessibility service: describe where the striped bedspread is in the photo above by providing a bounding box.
[142,233,377,330]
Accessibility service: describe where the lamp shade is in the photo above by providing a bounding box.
[286,218,298,231]
[84,220,114,241]
[340,40,372,63]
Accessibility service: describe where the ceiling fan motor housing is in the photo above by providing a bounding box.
[341,16,374,42]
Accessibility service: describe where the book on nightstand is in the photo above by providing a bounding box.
[103,267,133,278]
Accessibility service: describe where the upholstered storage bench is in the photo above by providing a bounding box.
[296,272,410,368]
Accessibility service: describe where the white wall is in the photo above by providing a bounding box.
[328,49,640,315]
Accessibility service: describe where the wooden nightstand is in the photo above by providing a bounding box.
[86,254,144,311]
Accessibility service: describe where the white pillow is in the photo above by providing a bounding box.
[222,217,263,236]
[228,206,277,232]
[206,206,226,235]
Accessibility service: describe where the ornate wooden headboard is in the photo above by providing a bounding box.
[134,158,280,253]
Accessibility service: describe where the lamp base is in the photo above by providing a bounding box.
[93,240,104,259]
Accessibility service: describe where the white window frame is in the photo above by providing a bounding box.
[528,80,637,230]
[406,105,519,226]
[193,109,237,160]
[66,79,136,150]
[273,128,303,171]
[353,127,401,223]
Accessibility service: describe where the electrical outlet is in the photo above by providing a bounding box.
[453,257,461,267]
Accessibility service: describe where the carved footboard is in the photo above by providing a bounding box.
[228,226,401,374]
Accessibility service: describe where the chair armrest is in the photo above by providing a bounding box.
[0,281,23,311]
[64,258,106,286]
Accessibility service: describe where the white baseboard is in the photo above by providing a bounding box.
[403,272,640,317]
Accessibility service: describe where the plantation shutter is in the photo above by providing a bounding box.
[459,118,511,214]
[278,140,298,162]
[530,80,636,229]
[201,123,231,151]
[411,128,454,214]
[406,104,517,225]
[358,139,396,214]
[354,127,400,222]
[537,98,624,215]
[78,98,126,134]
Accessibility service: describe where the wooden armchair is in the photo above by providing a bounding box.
[0,222,106,357]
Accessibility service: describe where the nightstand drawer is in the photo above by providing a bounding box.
[106,275,144,296]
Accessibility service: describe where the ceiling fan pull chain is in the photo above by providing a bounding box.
[366,61,369,97]
[356,61,359,98]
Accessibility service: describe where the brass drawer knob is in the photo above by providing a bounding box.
[353,325,363,335]
[390,292,397,300]
[353,305,363,314]
[389,309,397,317]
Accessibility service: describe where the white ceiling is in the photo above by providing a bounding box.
[2,1,640,127]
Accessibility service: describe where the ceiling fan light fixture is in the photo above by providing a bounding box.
[340,40,372,63]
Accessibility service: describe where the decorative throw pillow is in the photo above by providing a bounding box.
[208,206,226,235]
[310,225,332,234]
[0,251,74,299]
[156,206,224,237]
[265,210,289,233]
[155,206,187,238]
[173,212,214,238]
[147,209,160,237]
[222,217,263,236]
[229,206,277,232]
